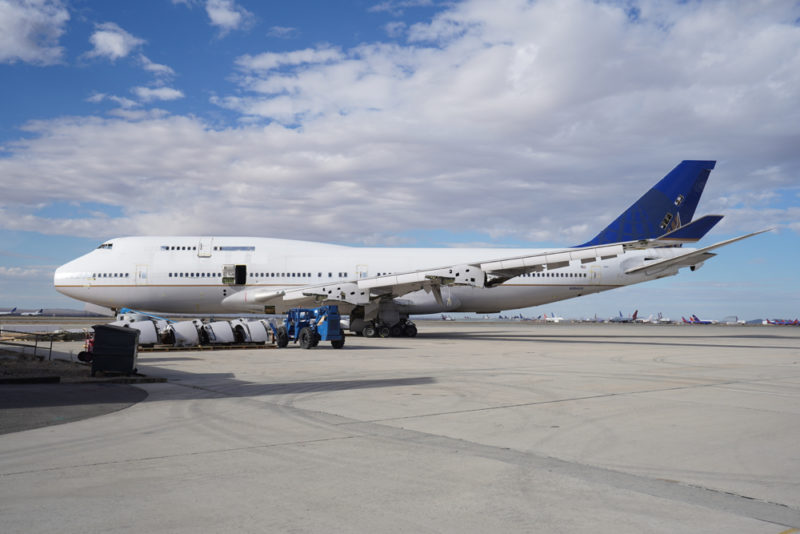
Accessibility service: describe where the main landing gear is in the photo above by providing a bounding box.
[360,319,417,338]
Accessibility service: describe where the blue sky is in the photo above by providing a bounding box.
[1,0,799,319]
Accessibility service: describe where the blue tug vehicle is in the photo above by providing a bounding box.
[274,305,345,349]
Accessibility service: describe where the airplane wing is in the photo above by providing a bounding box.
[221,229,768,313]
[221,241,629,312]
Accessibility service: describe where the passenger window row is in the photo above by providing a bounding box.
[160,245,257,251]
[246,272,349,278]
[167,272,351,279]
[520,272,587,278]
[93,273,129,278]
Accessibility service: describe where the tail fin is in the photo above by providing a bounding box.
[579,160,716,247]
[632,310,638,321]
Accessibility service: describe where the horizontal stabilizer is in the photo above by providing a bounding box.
[654,214,723,243]
[625,228,771,275]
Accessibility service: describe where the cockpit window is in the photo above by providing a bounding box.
[97,243,113,250]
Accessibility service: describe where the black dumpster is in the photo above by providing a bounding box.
[91,324,139,376]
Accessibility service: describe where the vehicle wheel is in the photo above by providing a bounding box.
[404,323,418,337]
[299,327,314,349]
[311,333,320,347]
[378,326,390,338]
[331,338,345,349]
[276,327,289,348]
[363,325,376,337]
[77,351,92,362]
[389,324,403,337]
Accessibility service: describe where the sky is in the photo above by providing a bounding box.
[0,0,799,320]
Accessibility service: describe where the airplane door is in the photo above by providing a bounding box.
[135,264,149,285]
[356,264,369,279]
[198,237,213,257]
[589,265,602,283]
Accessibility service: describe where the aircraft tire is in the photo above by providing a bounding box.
[363,325,376,337]
[276,327,289,348]
[378,326,390,338]
[299,327,314,349]
[389,324,403,337]
[331,338,345,349]
[404,324,418,337]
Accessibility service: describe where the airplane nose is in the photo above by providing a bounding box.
[53,263,72,297]
[53,258,89,298]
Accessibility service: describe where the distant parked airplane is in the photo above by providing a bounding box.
[682,314,717,324]
[544,312,563,323]
[766,318,799,326]
[655,312,672,324]
[610,310,638,323]
[20,309,44,316]
[0,307,17,315]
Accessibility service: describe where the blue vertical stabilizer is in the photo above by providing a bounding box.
[579,160,716,247]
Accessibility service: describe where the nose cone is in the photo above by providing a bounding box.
[53,257,89,300]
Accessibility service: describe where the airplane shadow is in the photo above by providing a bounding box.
[200,376,437,399]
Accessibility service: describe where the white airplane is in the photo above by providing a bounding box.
[544,312,564,323]
[54,161,766,337]
[20,309,44,316]
[0,307,17,315]
[609,310,638,323]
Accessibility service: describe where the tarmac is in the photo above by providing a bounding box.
[1,322,799,533]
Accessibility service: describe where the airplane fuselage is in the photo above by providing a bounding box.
[54,236,685,315]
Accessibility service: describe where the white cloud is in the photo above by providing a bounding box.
[132,86,185,102]
[369,0,434,16]
[1,0,799,247]
[267,26,298,39]
[86,22,145,61]
[139,54,175,77]
[205,0,253,35]
[0,0,69,65]
[0,266,49,279]
[384,21,407,38]
[87,92,138,109]
[235,47,344,72]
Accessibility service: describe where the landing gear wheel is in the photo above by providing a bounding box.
[389,324,403,337]
[363,325,376,337]
[331,338,345,349]
[378,326,390,338]
[299,327,314,349]
[404,323,418,337]
[276,326,289,348]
